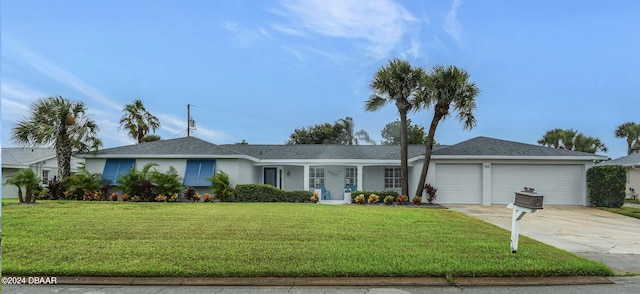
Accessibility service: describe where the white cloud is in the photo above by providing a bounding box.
[222,21,274,47]
[0,81,45,120]
[444,0,464,46]
[275,0,418,59]
[156,113,229,143]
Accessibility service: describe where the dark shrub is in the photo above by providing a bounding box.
[234,184,313,202]
[424,183,438,204]
[182,187,197,202]
[587,165,626,208]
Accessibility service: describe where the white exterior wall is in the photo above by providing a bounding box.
[627,167,640,199]
[2,156,64,199]
[283,166,304,191]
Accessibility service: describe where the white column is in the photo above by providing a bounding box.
[357,165,363,191]
[303,164,310,191]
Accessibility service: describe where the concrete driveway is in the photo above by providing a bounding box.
[448,205,640,274]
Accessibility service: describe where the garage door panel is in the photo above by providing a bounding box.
[435,164,482,204]
[492,164,583,205]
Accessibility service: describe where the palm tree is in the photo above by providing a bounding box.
[3,169,41,203]
[11,96,102,180]
[414,65,480,197]
[337,117,375,145]
[538,128,607,153]
[365,59,426,196]
[120,99,161,144]
[574,134,608,153]
[614,122,640,155]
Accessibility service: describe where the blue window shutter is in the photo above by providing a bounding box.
[102,159,135,185]
[184,160,216,186]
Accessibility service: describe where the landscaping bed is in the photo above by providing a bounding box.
[2,201,612,278]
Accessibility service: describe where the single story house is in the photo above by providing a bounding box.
[597,152,640,199]
[78,136,606,205]
[1,147,82,198]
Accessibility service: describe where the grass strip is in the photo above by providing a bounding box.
[2,201,612,277]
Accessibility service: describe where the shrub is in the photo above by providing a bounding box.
[424,183,438,204]
[121,193,130,202]
[193,193,201,202]
[209,170,235,202]
[110,192,118,201]
[351,190,399,203]
[383,195,394,205]
[130,195,142,202]
[284,190,314,203]
[149,166,184,196]
[368,194,380,204]
[155,194,167,202]
[63,170,102,200]
[587,165,626,208]
[354,194,365,204]
[233,184,312,202]
[182,187,197,201]
[203,193,213,202]
[168,193,179,202]
[396,194,409,204]
[46,176,64,200]
[412,195,422,205]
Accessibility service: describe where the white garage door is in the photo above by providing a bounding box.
[491,164,584,205]
[435,164,482,204]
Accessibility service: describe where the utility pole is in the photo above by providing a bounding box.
[187,104,196,137]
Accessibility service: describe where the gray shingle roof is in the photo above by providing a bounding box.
[433,136,605,157]
[82,136,604,160]
[88,136,241,157]
[2,148,56,166]
[598,152,640,166]
[221,144,445,160]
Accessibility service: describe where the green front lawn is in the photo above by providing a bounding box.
[603,206,640,220]
[2,201,611,278]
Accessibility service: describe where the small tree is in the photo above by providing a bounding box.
[3,169,41,203]
[210,170,235,202]
[424,183,438,204]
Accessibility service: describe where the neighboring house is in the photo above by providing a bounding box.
[78,136,606,205]
[597,153,640,199]
[1,148,82,198]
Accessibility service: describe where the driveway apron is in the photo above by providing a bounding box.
[447,205,640,274]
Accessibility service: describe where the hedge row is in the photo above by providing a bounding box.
[350,190,399,203]
[234,184,313,202]
[587,165,626,208]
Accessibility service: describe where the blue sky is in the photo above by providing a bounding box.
[1,0,638,158]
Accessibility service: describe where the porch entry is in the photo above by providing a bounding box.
[264,167,277,187]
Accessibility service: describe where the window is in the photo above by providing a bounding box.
[102,159,135,185]
[184,160,216,186]
[309,167,325,188]
[42,170,50,185]
[384,167,401,189]
[345,167,357,187]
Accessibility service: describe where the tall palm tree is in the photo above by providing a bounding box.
[11,96,102,180]
[537,128,565,148]
[337,117,375,145]
[120,99,161,144]
[365,59,426,196]
[414,65,480,197]
[614,122,640,155]
[3,169,41,203]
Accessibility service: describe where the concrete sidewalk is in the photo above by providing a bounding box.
[447,205,640,275]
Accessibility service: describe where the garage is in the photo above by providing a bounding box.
[435,163,482,204]
[491,164,585,205]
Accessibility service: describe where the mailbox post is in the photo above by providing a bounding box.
[507,187,544,253]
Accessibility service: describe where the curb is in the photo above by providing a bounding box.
[52,276,613,287]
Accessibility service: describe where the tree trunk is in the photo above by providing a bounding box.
[415,112,444,196]
[56,139,73,179]
[17,187,24,203]
[399,110,409,197]
[25,186,32,203]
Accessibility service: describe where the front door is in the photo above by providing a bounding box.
[264,167,277,187]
